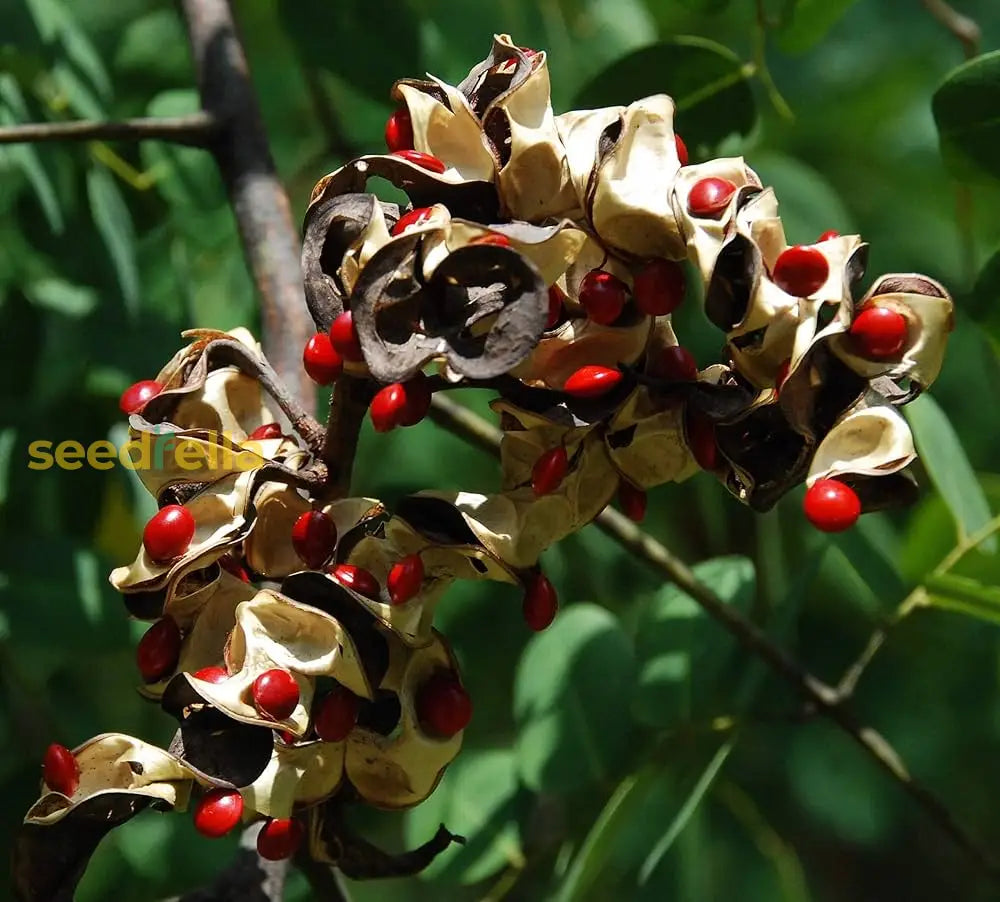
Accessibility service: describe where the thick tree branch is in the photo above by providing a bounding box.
[178,0,313,407]
[428,393,1000,880]
[0,113,218,146]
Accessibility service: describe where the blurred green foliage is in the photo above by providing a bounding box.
[2,1,1000,900]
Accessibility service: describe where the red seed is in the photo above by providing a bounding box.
[578,269,627,325]
[803,479,861,532]
[618,481,647,523]
[329,563,380,599]
[257,817,304,861]
[248,422,282,441]
[563,365,622,398]
[193,788,244,838]
[675,133,689,165]
[773,246,829,297]
[687,177,736,217]
[219,554,251,583]
[137,616,182,683]
[313,685,360,742]
[291,510,338,570]
[143,504,196,563]
[119,380,163,415]
[416,671,472,737]
[469,232,511,247]
[632,258,686,316]
[329,311,364,362]
[387,554,425,605]
[392,206,435,236]
[192,666,230,684]
[384,107,413,152]
[686,410,718,470]
[43,743,79,796]
[649,345,698,381]
[849,306,908,358]
[252,669,300,721]
[392,149,447,173]
[370,383,408,432]
[302,333,343,385]
[546,285,565,329]
[399,372,433,427]
[775,358,791,394]
[522,573,558,631]
[531,447,568,496]
[817,229,840,242]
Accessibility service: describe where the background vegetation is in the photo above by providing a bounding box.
[2,0,1000,900]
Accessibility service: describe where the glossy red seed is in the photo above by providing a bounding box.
[302,333,343,385]
[563,365,622,398]
[649,344,698,381]
[546,285,565,329]
[313,686,360,742]
[392,149,447,173]
[803,479,861,532]
[43,743,79,796]
[192,665,230,684]
[578,269,627,325]
[469,232,511,247]
[193,788,244,839]
[522,573,558,631]
[618,481,648,523]
[687,177,736,217]
[248,422,282,441]
[370,383,407,432]
[633,258,686,316]
[329,311,364,362]
[387,554,425,606]
[291,510,337,570]
[675,134,689,166]
[384,107,413,152]
[119,380,163,415]
[773,246,829,297]
[775,358,791,393]
[278,730,297,745]
[686,410,718,470]
[253,669,300,721]
[849,306,908,358]
[399,373,433,427]
[219,554,251,583]
[817,230,840,242]
[392,206,435,236]
[143,504,196,562]
[416,671,473,737]
[531,447,568,496]
[257,817,304,861]
[137,616,182,683]
[330,563,380,599]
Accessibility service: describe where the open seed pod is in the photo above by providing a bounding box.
[241,739,347,820]
[604,387,694,488]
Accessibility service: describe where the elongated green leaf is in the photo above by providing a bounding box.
[23,278,97,317]
[572,37,756,150]
[86,166,139,313]
[905,394,995,552]
[933,50,1000,182]
[925,572,1000,627]
[777,0,859,54]
[637,739,735,885]
[514,604,636,792]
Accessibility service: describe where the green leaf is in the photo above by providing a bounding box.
[777,0,859,54]
[925,572,1000,627]
[571,37,756,151]
[23,278,97,317]
[637,739,735,885]
[932,50,1000,183]
[513,604,636,792]
[114,10,190,84]
[905,394,995,552]
[403,749,521,884]
[86,166,139,313]
[632,556,755,728]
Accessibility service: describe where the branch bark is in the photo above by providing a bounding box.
[178,0,313,407]
[923,0,981,59]
[0,113,218,146]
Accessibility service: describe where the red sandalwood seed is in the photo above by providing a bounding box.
[143,504,196,562]
[772,246,829,297]
[563,366,622,398]
[257,817,304,861]
[803,479,861,532]
[43,743,79,796]
[633,258,686,316]
[391,206,435,235]
[384,108,413,152]
[119,380,163,415]
[248,423,282,441]
[687,177,736,217]
[370,383,408,432]
[387,554,425,606]
[291,510,338,570]
[302,333,343,385]
[578,269,627,325]
[531,447,568,496]
[391,150,447,173]
[313,686,360,742]
[329,563,380,599]
[618,481,648,523]
[522,573,558,631]
[252,669,300,721]
[329,311,364,362]
[849,306,908,358]
[193,788,244,839]
[136,616,182,683]
[416,671,473,737]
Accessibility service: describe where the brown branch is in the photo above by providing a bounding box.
[0,113,219,146]
[428,393,1000,880]
[178,0,313,408]
[923,0,981,59]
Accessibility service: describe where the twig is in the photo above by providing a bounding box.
[168,826,289,902]
[0,113,219,146]
[427,393,1000,880]
[178,0,313,407]
[294,855,350,902]
[923,0,981,59]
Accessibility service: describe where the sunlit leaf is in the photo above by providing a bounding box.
[777,0,859,54]
[925,572,1000,627]
[86,165,139,313]
[933,50,1000,183]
